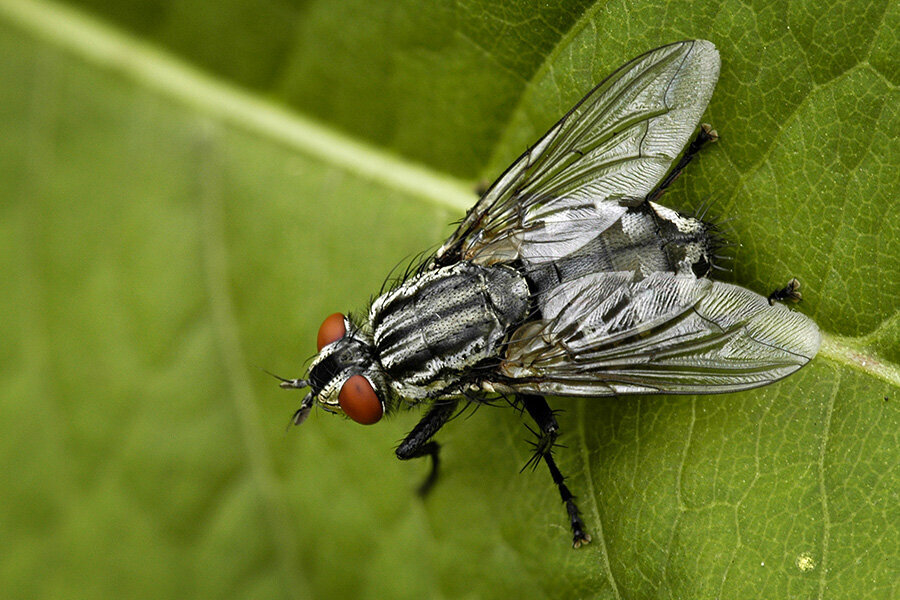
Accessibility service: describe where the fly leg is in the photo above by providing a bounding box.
[768,277,802,305]
[396,399,460,496]
[520,394,591,548]
[647,122,718,202]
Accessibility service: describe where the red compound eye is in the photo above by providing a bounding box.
[317,313,346,351]
[338,375,383,425]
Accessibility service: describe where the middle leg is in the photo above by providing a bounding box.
[519,394,591,548]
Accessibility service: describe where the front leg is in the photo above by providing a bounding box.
[396,399,460,496]
[520,394,592,548]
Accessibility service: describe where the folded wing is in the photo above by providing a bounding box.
[434,40,721,268]
[501,272,821,396]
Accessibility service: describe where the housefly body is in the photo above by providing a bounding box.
[279,40,821,548]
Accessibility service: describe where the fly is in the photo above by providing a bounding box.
[278,40,821,548]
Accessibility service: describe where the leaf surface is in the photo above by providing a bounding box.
[0,0,896,598]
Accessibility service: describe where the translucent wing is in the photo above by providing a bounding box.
[434,40,720,268]
[500,272,821,396]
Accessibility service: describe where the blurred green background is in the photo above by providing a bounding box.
[1,0,897,598]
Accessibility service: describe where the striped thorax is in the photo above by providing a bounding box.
[370,262,530,400]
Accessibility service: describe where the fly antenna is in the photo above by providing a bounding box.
[259,367,309,390]
[279,378,309,390]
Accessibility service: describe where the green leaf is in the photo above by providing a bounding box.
[1,1,896,599]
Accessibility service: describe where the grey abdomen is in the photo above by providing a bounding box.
[370,262,529,398]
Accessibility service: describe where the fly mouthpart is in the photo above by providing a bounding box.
[288,392,315,429]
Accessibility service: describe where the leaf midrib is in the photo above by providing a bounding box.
[2,0,896,390]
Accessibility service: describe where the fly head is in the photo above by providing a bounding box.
[284,313,388,426]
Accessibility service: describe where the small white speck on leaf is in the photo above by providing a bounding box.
[796,552,816,572]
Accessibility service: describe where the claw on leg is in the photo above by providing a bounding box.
[768,277,802,305]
